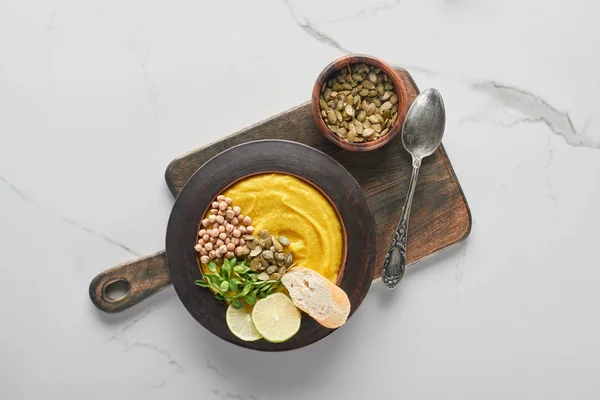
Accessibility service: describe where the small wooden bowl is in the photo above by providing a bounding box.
[311,55,409,151]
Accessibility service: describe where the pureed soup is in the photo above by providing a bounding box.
[201,173,343,283]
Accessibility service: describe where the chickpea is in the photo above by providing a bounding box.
[238,226,246,234]
[234,247,243,257]
[219,245,227,254]
[209,250,217,259]
[231,217,239,226]
[225,251,235,259]
[201,219,209,227]
[243,216,252,226]
[226,243,235,251]
[225,223,234,233]
[233,206,241,216]
[210,228,219,237]
[202,234,210,242]
[208,215,216,223]
[232,238,240,245]
[216,215,224,224]
[225,197,233,205]
[199,229,206,236]
[209,209,218,215]
[200,248,208,256]
[232,229,241,238]
[240,239,245,246]
[205,242,213,251]
[218,225,225,233]
[194,244,202,252]
[212,201,219,209]
[198,239,205,246]
[246,226,254,233]
[216,239,224,247]
[219,201,228,210]
[225,210,235,220]
[200,255,210,264]
[217,195,225,202]
[219,232,227,240]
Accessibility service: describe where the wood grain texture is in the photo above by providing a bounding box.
[165,140,376,351]
[165,67,472,280]
[89,251,170,313]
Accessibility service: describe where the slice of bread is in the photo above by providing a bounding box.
[281,267,350,329]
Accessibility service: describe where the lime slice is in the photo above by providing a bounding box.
[251,293,301,343]
[226,304,262,342]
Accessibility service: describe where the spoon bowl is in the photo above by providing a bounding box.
[402,89,446,160]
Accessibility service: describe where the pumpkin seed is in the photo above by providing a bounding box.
[335,110,343,122]
[270,273,282,281]
[278,236,290,246]
[250,257,261,271]
[257,272,270,281]
[345,104,355,117]
[366,103,376,116]
[285,253,293,266]
[362,128,374,138]
[357,110,366,122]
[266,265,277,274]
[249,246,262,257]
[381,101,393,111]
[262,250,274,261]
[319,98,328,109]
[318,63,399,143]
[355,121,364,134]
[327,109,337,124]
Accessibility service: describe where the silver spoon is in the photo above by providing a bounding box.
[381,88,446,289]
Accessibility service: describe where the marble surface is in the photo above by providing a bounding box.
[2,0,600,398]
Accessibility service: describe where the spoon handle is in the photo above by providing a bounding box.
[381,157,421,289]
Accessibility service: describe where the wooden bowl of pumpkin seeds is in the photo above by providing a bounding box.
[311,55,409,151]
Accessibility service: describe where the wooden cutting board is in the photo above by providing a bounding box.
[164,67,471,282]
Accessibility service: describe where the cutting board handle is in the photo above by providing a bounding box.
[89,251,171,313]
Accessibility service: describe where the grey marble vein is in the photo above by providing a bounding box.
[328,0,404,24]
[106,309,153,342]
[62,216,142,257]
[206,359,229,379]
[471,81,600,149]
[0,175,29,202]
[282,0,350,53]
[110,337,186,372]
[213,390,258,400]
[454,242,468,302]
[1,175,140,256]
[140,48,160,123]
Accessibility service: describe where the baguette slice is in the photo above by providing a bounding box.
[281,267,350,329]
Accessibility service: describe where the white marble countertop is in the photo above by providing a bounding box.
[2,0,600,398]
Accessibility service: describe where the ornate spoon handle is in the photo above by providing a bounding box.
[381,157,421,289]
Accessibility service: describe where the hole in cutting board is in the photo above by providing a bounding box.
[105,280,130,301]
